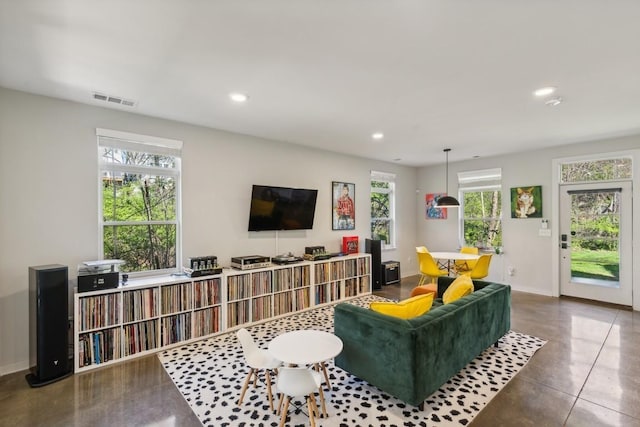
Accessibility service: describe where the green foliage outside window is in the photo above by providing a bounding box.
[561,158,631,183]
[462,189,502,248]
[570,192,620,252]
[101,147,179,273]
[371,180,393,245]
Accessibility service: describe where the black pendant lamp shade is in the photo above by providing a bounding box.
[436,194,460,207]
[435,148,460,208]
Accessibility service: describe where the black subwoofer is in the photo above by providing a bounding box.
[26,264,72,387]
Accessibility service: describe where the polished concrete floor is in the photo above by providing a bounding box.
[1,275,639,427]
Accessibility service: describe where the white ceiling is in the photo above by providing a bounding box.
[1,1,640,166]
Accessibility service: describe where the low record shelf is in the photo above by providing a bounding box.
[73,253,371,373]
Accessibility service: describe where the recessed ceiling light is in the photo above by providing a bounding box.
[545,96,563,106]
[229,93,249,103]
[393,158,402,162]
[534,86,557,97]
[372,132,384,140]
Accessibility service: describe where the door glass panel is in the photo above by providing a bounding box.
[570,190,620,287]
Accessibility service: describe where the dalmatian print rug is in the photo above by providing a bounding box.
[158,295,545,426]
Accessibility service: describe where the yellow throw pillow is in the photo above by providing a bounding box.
[443,275,474,304]
[369,293,434,319]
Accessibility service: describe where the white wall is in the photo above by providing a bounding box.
[417,135,640,302]
[0,87,418,374]
[3,85,638,375]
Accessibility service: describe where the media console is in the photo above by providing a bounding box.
[73,253,371,372]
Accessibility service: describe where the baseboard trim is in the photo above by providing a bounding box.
[0,360,29,377]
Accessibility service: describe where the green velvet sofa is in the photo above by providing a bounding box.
[334,276,511,409]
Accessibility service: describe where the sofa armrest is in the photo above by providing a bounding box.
[334,303,421,404]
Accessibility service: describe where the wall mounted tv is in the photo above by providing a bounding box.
[248,185,318,231]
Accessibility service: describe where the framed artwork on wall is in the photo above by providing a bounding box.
[425,193,447,219]
[511,186,543,218]
[332,181,355,230]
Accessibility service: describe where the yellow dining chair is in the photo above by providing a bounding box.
[417,251,448,286]
[415,246,429,253]
[454,246,479,274]
[462,254,492,280]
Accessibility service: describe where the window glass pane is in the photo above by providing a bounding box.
[102,171,176,221]
[561,158,631,183]
[370,176,395,248]
[371,219,391,244]
[104,225,176,272]
[371,181,389,189]
[101,147,176,168]
[570,191,620,283]
[462,188,502,249]
[463,220,502,248]
[370,191,390,218]
[463,191,501,218]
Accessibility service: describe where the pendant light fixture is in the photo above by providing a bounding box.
[435,148,460,208]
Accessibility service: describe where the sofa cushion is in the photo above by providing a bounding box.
[443,275,474,304]
[370,293,434,319]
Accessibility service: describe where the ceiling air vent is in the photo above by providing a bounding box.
[92,92,137,107]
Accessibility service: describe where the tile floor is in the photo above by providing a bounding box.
[1,275,639,426]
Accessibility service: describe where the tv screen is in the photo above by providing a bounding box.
[248,185,318,231]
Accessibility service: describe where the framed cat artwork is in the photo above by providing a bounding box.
[511,186,543,218]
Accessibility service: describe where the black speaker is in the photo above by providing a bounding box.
[365,239,382,290]
[26,264,72,387]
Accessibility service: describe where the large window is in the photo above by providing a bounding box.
[458,169,502,249]
[98,129,182,274]
[370,171,396,249]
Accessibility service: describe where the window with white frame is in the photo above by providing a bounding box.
[370,171,396,249]
[98,129,182,274]
[458,168,502,249]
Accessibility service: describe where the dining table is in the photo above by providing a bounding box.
[429,251,480,275]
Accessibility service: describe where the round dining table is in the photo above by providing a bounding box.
[429,251,480,274]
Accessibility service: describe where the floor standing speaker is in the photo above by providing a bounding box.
[26,264,72,387]
[365,239,382,290]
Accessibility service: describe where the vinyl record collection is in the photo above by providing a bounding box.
[78,294,120,330]
[78,328,121,367]
[123,288,158,322]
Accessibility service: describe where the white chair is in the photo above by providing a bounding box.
[237,328,282,412]
[276,366,327,427]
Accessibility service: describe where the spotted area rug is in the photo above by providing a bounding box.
[158,295,545,426]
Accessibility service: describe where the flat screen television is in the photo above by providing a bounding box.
[248,185,318,231]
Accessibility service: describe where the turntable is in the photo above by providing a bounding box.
[272,253,304,265]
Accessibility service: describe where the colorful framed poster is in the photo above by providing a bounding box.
[425,193,447,219]
[332,182,355,230]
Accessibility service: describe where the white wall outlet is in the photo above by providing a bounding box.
[507,266,515,276]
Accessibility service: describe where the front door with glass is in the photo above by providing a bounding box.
[559,182,632,306]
